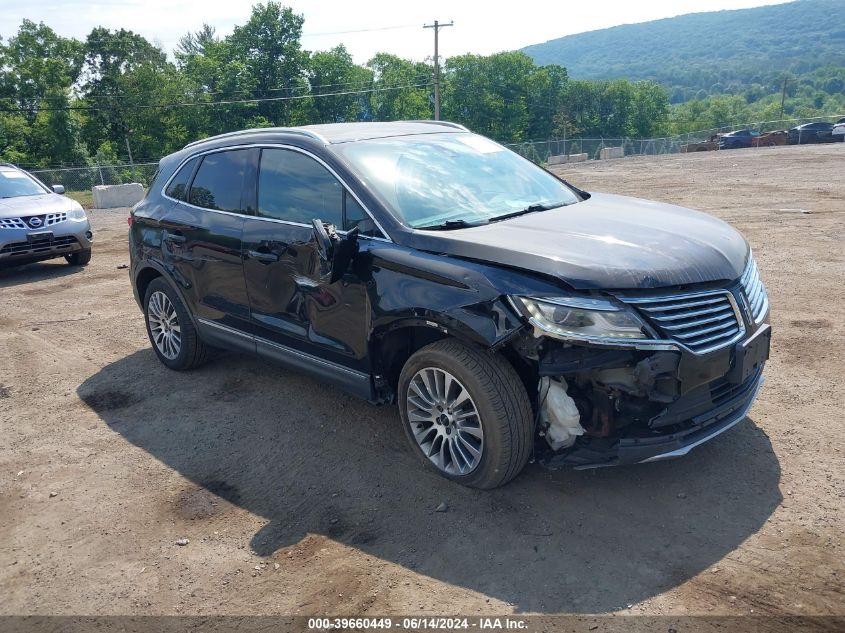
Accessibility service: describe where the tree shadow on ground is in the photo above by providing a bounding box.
[78,349,782,613]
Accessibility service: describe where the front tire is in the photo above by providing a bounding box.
[398,339,533,489]
[65,248,91,266]
[143,278,208,370]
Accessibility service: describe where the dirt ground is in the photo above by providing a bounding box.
[0,144,843,622]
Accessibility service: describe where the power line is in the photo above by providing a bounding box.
[18,75,434,103]
[0,82,432,114]
[302,23,418,37]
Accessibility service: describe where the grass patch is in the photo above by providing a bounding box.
[66,190,94,209]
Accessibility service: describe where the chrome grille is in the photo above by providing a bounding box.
[740,257,768,324]
[625,291,743,353]
[45,212,67,226]
[0,217,27,229]
[0,213,66,229]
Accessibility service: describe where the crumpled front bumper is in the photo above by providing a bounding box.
[0,220,92,263]
[618,370,764,466]
[537,322,770,470]
[540,368,765,470]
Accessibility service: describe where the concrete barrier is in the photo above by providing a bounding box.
[548,153,588,165]
[92,183,145,209]
[599,147,624,160]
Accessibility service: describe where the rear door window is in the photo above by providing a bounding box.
[188,150,251,213]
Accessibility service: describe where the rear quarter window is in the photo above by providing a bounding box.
[164,157,198,201]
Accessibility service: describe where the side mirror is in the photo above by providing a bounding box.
[311,219,359,283]
[312,218,335,264]
[52,184,65,195]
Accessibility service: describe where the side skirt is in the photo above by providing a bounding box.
[196,317,373,400]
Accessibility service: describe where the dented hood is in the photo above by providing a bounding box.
[410,192,749,290]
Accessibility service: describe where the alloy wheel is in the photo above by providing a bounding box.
[406,367,484,475]
[147,290,182,360]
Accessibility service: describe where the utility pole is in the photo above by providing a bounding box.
[779,77,795,122]
[125,130,136,182]
[424,20,453,120]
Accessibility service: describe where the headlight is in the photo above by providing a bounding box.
[513,295,651,342]
[68,207,86,220]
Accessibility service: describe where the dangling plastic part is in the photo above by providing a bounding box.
[539,377,585,450]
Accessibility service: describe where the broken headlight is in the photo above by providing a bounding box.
[514,295,652,343]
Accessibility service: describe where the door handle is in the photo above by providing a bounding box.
[247,249,279,263]
[164,232,186,244]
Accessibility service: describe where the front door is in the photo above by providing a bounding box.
[242,147,374,396]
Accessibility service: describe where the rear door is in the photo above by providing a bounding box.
[242,146,379,396]
[161,148,256,349]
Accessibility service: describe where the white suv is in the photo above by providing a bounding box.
[0,164,93,267]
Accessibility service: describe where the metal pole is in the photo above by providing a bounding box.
[780,79,787,122]
[424,20,453,120]
[125,136,136,182]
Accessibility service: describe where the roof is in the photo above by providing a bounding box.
[303,121,468,143]
[184,120,469,149]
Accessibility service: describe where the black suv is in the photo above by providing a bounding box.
[129,121,770,489]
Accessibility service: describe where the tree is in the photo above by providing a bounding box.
[631,81,670,137]
[304,45,372,123]
[367,53,431,121]
[80,27,169,157]
[177,24,218,57]
[226,2,308,125]
[442,52,539,142]
[0,21,86,166]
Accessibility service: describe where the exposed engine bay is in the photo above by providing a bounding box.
[509,327,769,469]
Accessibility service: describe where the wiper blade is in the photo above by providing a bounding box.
[488,202,563,223]
[415,219,486,231]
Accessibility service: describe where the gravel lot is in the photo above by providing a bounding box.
[1,144,842,623]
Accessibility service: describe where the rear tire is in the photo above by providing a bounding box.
[65,248,91,266]
[398,339,533,489]
[143,277,209,370]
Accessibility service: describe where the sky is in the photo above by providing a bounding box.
[2,0,790,64]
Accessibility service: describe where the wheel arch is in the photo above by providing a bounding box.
[370,312,526,402]
[133,262,199,330]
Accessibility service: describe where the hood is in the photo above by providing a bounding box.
[0,193,81,218]
[410,192,749,290]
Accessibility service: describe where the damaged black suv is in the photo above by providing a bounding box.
[129,121,770,489]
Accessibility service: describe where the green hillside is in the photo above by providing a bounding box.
[521,0,845,103]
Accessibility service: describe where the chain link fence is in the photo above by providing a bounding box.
[29,162,159,195]
[507,114,844,164]
[505,138,688,163]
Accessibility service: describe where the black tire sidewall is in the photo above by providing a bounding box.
[398,341,529,488]
[66,248,91,265]
[143,278,194,370]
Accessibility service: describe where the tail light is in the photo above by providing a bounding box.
[127,215,133,226]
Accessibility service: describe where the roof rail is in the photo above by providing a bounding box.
[184,126,327,149]
[406,120,470,132]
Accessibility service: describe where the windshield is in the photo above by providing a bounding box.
[0,169,48,198]
[335,132,580,228]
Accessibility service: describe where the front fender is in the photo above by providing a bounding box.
[367,243,526,348]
